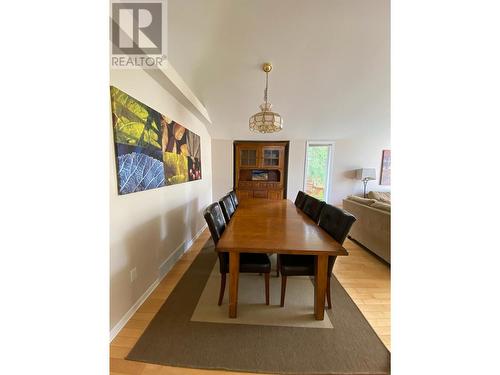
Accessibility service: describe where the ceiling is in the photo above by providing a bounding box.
[167,0,390,140]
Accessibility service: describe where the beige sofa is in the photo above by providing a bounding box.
[342,192,391,264]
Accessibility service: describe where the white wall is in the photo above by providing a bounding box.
[211,139,233,201]
[286,140,307,202]
[110,69,212,331]
[332,132,391,204]
[211,132,390,207]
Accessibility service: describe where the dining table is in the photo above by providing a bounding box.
[215,198,349,320]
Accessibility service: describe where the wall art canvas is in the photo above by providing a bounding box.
[110,86,202,195]
[380,149,391,185]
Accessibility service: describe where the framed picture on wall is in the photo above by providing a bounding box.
[380,149,391,185]
[110,86,202,195]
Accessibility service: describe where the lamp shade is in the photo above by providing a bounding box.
[356,168,376,180]
[248,63,283,133]
[249,103,283,133]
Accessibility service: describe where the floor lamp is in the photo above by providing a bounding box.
[356,168,376,198]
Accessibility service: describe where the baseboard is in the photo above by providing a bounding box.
[109,278,159,341]
[109,224,208,342]
[159,224,207,279]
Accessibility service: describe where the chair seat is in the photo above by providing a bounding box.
[240,253,272,273]
[279,255,315,276]
[220,252,271,274]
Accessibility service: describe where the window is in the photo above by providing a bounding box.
[303,141,334,202]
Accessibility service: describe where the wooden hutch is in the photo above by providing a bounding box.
[234,141,289,201]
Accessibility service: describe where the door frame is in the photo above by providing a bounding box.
[303,141,335,203]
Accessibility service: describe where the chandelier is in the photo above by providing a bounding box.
[249,63,283,133]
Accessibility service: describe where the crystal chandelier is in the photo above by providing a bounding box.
[249,63,283,133]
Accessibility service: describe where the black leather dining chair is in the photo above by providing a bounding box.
[294,191,307,209]
[278,204,356,308]
[203,203,271,306]
[302,195,326,223]
[219,194,236,224]
[229,190,239,208]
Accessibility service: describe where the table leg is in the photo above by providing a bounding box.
[228,252,240,318]
[314,254,328,320]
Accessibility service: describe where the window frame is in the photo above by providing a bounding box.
[303,140,335,203]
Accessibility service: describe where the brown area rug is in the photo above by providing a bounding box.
[126,240,390,374]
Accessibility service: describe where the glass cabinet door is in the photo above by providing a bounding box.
[240,148,258,167]
[262,147,282,167]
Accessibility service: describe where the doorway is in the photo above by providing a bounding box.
[303,141,334,202]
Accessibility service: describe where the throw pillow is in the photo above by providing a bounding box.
[368,191,391,204]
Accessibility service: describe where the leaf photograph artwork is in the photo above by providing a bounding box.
[115,144,165,194]
[111,86,162,151]
[118,152,165,194]
[163,152,188,185]
[186,132,201,159]
[188,157,202,181]
[162,120,190,155]
[110,86,202,195]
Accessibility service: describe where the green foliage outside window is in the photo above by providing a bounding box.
[305,145,329,200]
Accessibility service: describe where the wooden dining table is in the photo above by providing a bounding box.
[216,198,349,320]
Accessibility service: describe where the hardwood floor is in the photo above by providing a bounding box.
[110,229,391,375]
[335,237,391,349]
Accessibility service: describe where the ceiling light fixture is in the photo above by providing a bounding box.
[249,63,283,133]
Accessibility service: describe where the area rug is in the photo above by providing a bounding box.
[191,263,334,329]
[126,240,390,374]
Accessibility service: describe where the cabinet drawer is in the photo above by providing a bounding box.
[253,190,268,199]
[237,190,253,200]
[238,181,253,188]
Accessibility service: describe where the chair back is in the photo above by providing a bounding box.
[219,194,236,224]
[203,203,229,273]
[302,195,326,223]
[229,190,239,208]
[318,204,357,274]
[294,191,306,209]
[318,204,356,244]
[203,203,226,244]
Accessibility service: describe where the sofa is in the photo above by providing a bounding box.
[342,191,391,264]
